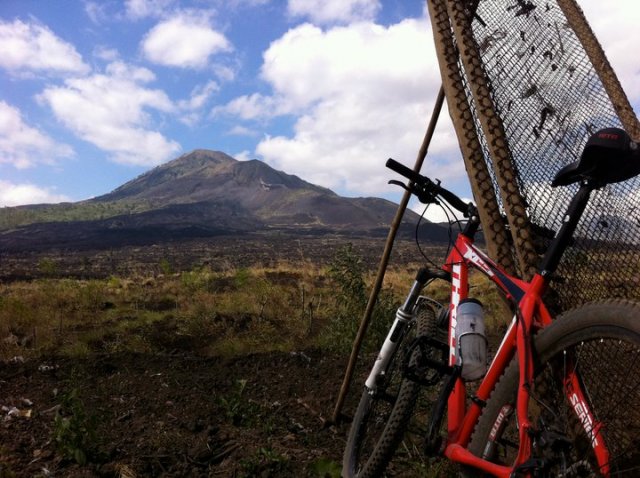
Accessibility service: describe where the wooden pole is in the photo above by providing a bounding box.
[331,86,446,424]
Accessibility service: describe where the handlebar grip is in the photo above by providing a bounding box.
[438,188,470,214]
[386,158,426,185]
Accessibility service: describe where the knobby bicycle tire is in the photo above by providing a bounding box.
[463,300,640,477]
[343,300,441,478]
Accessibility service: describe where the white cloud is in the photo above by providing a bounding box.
[0,19,89,76]
[233,150,253,161]
[211,63,237,82]
[38,61,181,166]
[227,19,462,196]
[178,80,220,126]
[141,14,231,69]
[410,197,473,224]
[227,125,259,137]
[125,0,177,20]
[94,46,119,62]
[215,93,283,120]
[105,61,156,82]
[580,0,640,103]
[228,4,640,201]
[0,180,70,207]
[84,1,109,24]
[178,81,220,110]
[287,0,381,25]
[0,100,74,169]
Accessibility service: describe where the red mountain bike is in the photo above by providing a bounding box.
[343,128,640,477]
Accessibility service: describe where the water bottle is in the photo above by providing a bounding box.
[455,298,488,381]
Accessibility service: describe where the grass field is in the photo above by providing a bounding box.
[1,245,508,363]
[0,242,509,477]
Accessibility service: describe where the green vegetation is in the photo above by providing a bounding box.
[310,458,342,477]
[0,199,156,230]
[240,447,291,477]
[0,246,508,362]
[316,243,400,354]
[0,250,360,360]
[53,383,99,465]
[217,379,261,427]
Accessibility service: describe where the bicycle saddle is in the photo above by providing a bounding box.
[552,127,640,187]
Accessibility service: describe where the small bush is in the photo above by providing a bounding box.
[240,447,290,477]
[310,458,341,477]
[317,244,399,353]
[217,379,261,427]
[53,386,98,465]
[159,258,173,275]
[38,258,58,276]
[234,268,252,288]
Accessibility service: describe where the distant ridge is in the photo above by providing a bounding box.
[0,150,449,251]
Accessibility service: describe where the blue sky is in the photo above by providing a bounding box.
[1,0,639,222]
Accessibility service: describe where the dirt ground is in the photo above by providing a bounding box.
[0,235,451,477]
[0,347,366,477]
[0,234,427,282]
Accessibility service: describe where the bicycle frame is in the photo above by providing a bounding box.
[359,163,614,476]
[440,231,611,477]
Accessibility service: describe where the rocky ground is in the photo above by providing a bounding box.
[0,233,430,282]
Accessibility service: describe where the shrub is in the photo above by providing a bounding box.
[217,379,261,427]
[318,244,399,353]
[52,386,98,465]
[240,447,290,477]
[38,258,58,276]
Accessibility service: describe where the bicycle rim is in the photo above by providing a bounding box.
[466,300,640,477]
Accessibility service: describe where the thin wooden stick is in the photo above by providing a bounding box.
[331,86,446,424]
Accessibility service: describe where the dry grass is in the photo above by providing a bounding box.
[0,260,385,361]
[0,251,512,363]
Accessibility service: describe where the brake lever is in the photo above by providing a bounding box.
[388,179,411,192]
[388,180,439,205]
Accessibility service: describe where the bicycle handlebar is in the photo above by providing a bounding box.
[386,158,473,216]
[386,157,425,185]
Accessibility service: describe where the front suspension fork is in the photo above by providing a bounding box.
[364,268,429,390]
[364,268,448,391]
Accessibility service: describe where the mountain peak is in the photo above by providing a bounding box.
[154,149,237,176]
[96,149,237,202]
[173,149,236,164]
[96,149,336,205]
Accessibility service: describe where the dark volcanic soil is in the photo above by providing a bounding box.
[0,234,431,282]
[1,348,365,477]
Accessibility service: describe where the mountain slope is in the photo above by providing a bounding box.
[95,150,330,205]
[0,150,443,251]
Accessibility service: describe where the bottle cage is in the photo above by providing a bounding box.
[552,127,640,187]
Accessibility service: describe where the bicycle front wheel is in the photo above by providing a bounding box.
[465,300,640,477]
[343,301,439,478]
